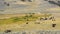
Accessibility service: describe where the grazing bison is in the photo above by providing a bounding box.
[4,30,11,33]
[40,18,44,20]
[52,24,56,27]
[40,17,48,20]
[26,22,28,24]
[49,17,55,21]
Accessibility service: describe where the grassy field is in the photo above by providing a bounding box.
[0,13,54,31]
